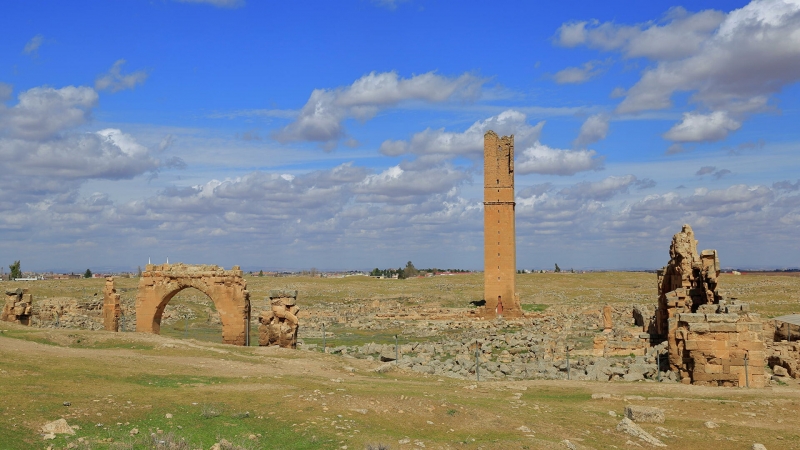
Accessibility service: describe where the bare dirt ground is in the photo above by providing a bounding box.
[2,273,800,450]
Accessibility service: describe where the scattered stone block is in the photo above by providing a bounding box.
[616,418,666,447]
[624,405,665,424]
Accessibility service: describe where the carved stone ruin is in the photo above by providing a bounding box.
[654,224,765,387]
[259,289,299,348]
[2,288,33,325]
[481,130,522,318]
[103,277,121,332]
[135,263,250,345]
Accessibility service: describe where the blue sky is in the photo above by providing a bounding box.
[2,0,800,273]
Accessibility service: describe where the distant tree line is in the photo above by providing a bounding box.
[370,261,471,279]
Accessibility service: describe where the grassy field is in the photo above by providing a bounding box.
[2,272,799,449]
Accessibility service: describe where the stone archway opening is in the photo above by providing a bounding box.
[158,287,223,341]
[135,263,250,345]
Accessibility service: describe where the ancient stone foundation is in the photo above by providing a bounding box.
[259,289,299,348]
[671,310,765,387]
[2,288,33,325]
[654,224,765,387]
[103,277,121,332]
[135,263,250,345]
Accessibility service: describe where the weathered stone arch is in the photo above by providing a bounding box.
[135,263,251,345]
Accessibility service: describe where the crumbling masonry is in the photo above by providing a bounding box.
[259,289,300,348]
[2,288,33,325]
[655,224,765,387]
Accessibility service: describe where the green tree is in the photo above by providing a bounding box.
[397,267,406,279]
[137,266,142,277]
[8,260,21,280]
[554,263,561,273]
[258,270,264,277]
[370,268,381,277]
[84,269,92,278]
[403,261,418,278]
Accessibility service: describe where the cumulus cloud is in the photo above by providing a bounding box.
[559,175,639,200]
[516,142,604,176]
[380,110,543,157]
[574,114,610,147]
[558,1,800,146]
[0,86,98,141]
[553,61,603,84]
[175,0,244,7]
[616,1,800,114]
[23,34,44,55]
[274,71,485,145]
[95,60,149,93]
[0,85,170,209]
[663,111,741,142]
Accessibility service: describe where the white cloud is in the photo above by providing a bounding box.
[560,175,638,200]
[617,1,800,114]
[379,110,543,157]
[274,71,486,145]
[573,114,609,147]
[516,142,604,176]
[553,61,603,84]
[0,86,98,141]
[555,8,725,60]
[0,85,167,209]
[95,60,149,93]
[23,34,44,55]
[663,111,741,142]
[557,1,800,145]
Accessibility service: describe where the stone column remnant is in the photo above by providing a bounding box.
[103,277,121,332]
[1,288,33,325]
[259,289,299,349]
[602,305,613,332]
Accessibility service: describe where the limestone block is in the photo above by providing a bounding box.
[706,313,739,323]
[624,405,665,424]
[678,313,706,323]
[688,322,710,333]
[709,323,737,332]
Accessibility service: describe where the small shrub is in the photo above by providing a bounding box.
[366,444,391,450]
[447,409,457,416]
[201,403,224,419]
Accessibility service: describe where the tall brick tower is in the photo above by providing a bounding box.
[483,131,522,318]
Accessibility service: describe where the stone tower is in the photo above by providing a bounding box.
[483,131,522,318]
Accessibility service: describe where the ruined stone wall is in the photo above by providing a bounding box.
[483,131,521,318]
[2,288,33,325]
[768,341,799,380]
[135,263,250,345]
[654,224,766,387]
[672,310,765,387]
[655,224,721,336]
